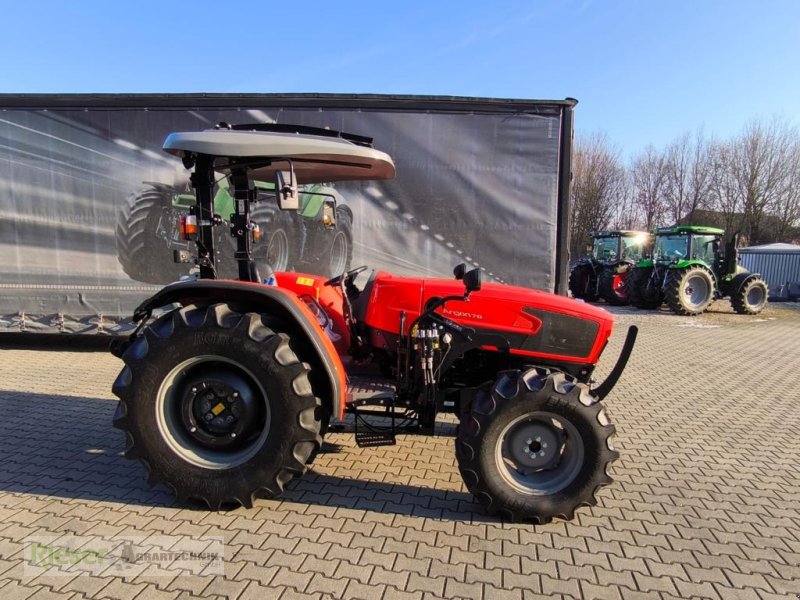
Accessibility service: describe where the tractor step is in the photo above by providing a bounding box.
[354,429,396,447]
[348,377,398,447]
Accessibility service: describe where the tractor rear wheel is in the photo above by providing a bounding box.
[665,266,715,316]
[112,303,322,509]
[598,268,629,305]
[115,186,189,284]
[731,277,769,315]
[627,267,662,309]
[456,369,618,523]
[568,264,597,301]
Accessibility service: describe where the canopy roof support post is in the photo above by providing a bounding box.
[230,168,260,283]
[190,154,217,280]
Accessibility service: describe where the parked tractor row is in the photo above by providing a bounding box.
[570,226,769,316]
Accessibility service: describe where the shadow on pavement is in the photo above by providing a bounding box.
[0,390,492,522]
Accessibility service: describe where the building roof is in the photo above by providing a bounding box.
[740,243,800,253]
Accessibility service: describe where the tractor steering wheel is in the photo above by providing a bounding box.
[324,265,369,288]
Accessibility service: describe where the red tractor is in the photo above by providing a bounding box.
[111,124,637,523]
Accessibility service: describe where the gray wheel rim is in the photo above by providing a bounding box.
[747,285,765,307]
[155,355,270,469]
[682,274,710,309]
[495,411,584,496]
[266,229,290,271]
[329,231,348,276]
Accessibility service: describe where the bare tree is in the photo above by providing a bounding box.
[578,116,800,247]
[706,142,743,234]
[663,130,713,223]
[725,117,798,243]
[569,133,627,256]
[774,140,800,241]
[608,173,637,230]
[630,145,669,229]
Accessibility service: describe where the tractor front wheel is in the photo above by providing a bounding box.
[627,267,662,309]
[456,369,618,523]
[731,277,769,315]
[115,186,188,284]
[665,266,715,316]
[112,303,322,509]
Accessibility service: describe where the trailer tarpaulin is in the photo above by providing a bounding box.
[0,94,575,334]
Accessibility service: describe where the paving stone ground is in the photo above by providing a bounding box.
[0,302,798,599]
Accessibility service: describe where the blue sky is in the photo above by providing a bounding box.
[1,0,798,157]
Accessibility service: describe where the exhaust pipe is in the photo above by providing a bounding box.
[592,325,638,400]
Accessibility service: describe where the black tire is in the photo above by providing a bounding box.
[598,268,629,306]
[326,208,353,278]
[568,263,597,301]
[112,303,322,509]
[115,186,189,284]
[731,277,768,315]
[627,267,663,309]
[456,369,618,523]
[665,266,715,316]
[250,205,298,273]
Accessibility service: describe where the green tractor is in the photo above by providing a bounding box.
[627,225,769,316]
[116,177,352,284]
[569,230,652,305]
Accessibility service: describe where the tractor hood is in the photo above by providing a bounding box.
[363,273,615,364]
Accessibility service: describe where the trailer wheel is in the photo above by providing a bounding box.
[115,186,188,284]
[112,303,322,509]
[731,276,768,315]
[456,369,618,523]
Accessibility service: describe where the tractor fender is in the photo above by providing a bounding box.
[571,256,594,269]
[605,260,631,273]
[337,204,353,221]
[728,271,761,295]
[140,182,176,195]
[128,279,347,420]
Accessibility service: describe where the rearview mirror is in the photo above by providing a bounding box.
[453,263,467,280]
[464,268,481,293]
[275,169,298,211]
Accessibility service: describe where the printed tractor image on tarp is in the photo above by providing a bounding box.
[569,230,651,305]
[628,225,769,315]
[0,94,577,334]
[115,176,352,284]
[111,123,637,523]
